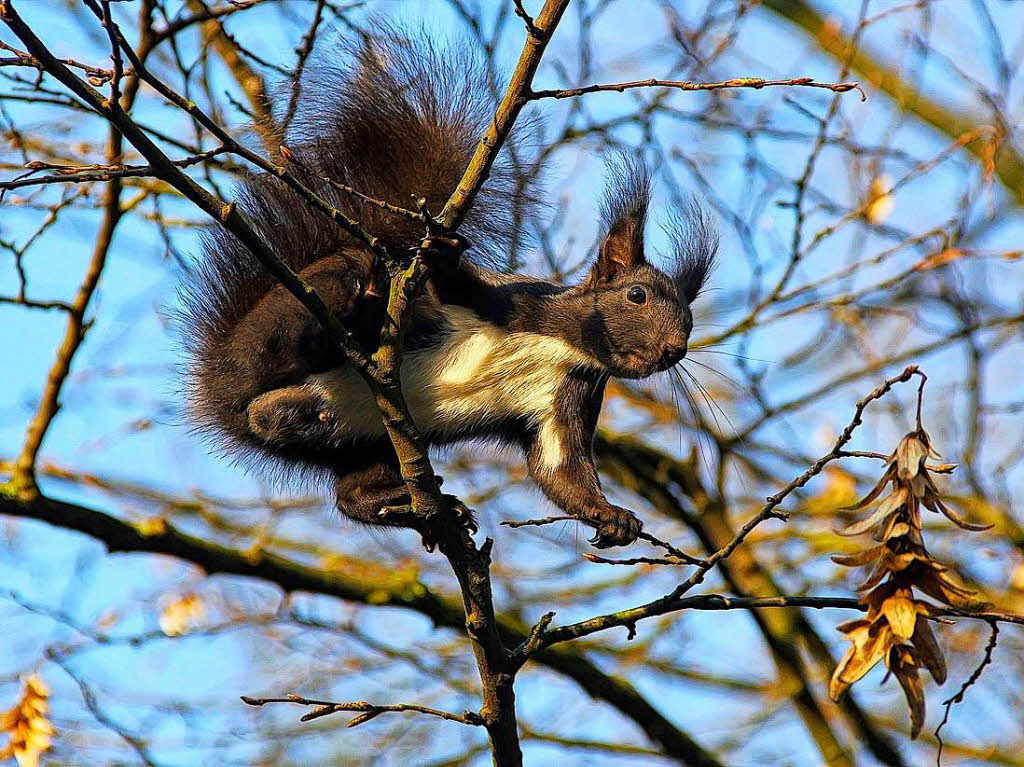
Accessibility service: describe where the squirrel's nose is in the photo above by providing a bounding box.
[660,343,687,369]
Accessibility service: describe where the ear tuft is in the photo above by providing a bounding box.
[668,201,718,303]
[592,155,650,283]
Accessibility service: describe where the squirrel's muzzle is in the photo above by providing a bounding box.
[658,342,687,370]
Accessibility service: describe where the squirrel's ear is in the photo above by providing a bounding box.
[593,214,646,283]
[588,157,650,285]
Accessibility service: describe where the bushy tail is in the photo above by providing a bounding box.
[178,29,533,472]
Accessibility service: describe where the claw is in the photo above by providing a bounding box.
[379,504,412,519]
[444,494,478,534]
[418,234,472,268]
[588,506,642,548]
[411,496,477,552]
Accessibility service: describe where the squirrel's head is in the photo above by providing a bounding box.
[575,159,717,380]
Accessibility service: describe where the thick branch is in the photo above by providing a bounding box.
[437,0,570,230]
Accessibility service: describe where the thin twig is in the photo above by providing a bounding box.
[638,531,704,564]
[516,367,939,653]
[500,515,575,529]
[934,620,1000,766]
[1,148,228,192]
[512,0,541,38]
[279,145,433,227]
[438,0,570,230]
[240,694,484,727]
[281,0,326,132]
[530,76,866,101]
[98,1,123,106]
[503,517,732,567]
[82,0,390,262]
[583,552,691,567]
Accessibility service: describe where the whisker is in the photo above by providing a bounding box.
[681,366,726,437]
[685,365,750,451]
[685,357,747,391]
[682,366,750,493]
[682,365,742,442]
[689,348,774,363]
[671,367,713,476]
[666,368,685,454]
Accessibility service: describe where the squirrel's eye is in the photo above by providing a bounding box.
[626,286,648,305]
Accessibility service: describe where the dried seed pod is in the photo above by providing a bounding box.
[827,424,990,739]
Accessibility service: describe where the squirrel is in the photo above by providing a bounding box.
[180,31,716,549]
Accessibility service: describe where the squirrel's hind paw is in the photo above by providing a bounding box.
[246,386,335,444]
[416,495,478,552]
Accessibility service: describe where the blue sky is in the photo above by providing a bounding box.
[2,1,1023,764]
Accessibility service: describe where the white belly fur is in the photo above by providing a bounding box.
[305,307,599,464]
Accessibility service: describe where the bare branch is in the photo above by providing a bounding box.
[437,0,571,231]
[934,621,1000,765]
[530,76,866,101]
[240,694,485,727]
[1,147,227,192]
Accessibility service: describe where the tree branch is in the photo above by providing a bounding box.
[240,694,485,727]
[531,75,864,101]
[437,0,570,231]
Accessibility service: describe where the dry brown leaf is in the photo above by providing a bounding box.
[827,422,995,740]
[831,545,885,568]
[829,620,897,701]
[842,465,896,512]
[888,646,926,739]
[855,562,892,592]
[882,521,911,541]
[836,487,907,537]
[927,498,994,532]
[911,562,990,610]
[910,618,947,685]
[895,433,928,480]
[881,593,918,639]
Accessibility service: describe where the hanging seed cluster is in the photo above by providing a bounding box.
[828,429,992,738]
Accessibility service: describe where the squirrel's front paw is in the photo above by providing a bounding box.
[588,506,642,549]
